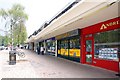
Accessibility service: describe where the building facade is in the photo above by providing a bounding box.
[26,0,119,72]
[81,17,119,72]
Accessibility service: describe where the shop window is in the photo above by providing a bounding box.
[86,40,92,52]
[86,54,92,63]
[46,40,55,53]
[60,39,69,56]
[58,41,61,49]
[70,38,80,49]
[94,29,120,61]
[61,40,68,49]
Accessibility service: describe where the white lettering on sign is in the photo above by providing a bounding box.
[100,20,119,30]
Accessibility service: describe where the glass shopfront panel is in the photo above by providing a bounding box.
[46,40,56,54]
[61,39,69,56]
[57,41,61,55]
[94,29,120,61]
[70,38,80,49]
[86,40,92,52]
[69,37,80,58]
[86,40,92,63]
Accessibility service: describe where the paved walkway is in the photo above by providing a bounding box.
[0,49,119,78]
[0,50,39,78]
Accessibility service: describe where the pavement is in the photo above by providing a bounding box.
[0,50,39,78]
[0,49,119,78]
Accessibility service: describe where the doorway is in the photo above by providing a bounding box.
[84,34,94,64]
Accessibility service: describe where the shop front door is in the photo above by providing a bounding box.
[85,38,93,64]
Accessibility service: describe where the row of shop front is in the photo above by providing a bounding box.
[28,17,119,72]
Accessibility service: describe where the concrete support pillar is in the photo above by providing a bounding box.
[34,42,38,52]
[55,40,57,57]
[44,40,46,54]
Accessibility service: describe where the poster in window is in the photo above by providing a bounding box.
[110,48,114,53]
[99,53,102,58]
[108,48,111,53]
[101,49,103,54]
[86,54,92,63]
[104,48,107,53]
[102,49,105,54]
[107,54,110,59]
[114,48,118,53]
[113,54,117,60]
[99,49,102,54]
[104,54,107,59]
[101,54,104,58]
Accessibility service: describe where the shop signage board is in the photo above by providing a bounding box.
[55,29,80,40]
[82,17,120,35]
[100,20,119,30]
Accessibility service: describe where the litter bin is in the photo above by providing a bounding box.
[9,51,16,65]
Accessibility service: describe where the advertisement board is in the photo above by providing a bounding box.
[98,48,118,61]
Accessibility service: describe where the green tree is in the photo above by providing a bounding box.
[0,35,3,46]
[13,22,27,46]
[0,4,28,46]
[0,35,10,46]
[4,35,9,46]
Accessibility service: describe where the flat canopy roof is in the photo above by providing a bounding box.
[27,0,119,43]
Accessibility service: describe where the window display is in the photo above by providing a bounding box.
[69,37,80,58]
[86,40,92,52]
[97,48,118,60]
[70,38,80,49]
[61,39,69,56]
[94,29,120,61]
[57,41,61,55]
[86,54,92,63]
[46,40,56,54]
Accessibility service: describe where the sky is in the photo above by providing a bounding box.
[0,0,73,36]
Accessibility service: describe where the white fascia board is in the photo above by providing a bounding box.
[27,36,36,43]
[34,0,118,41]
[35,1,102,40]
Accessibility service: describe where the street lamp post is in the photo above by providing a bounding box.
[9,20,16,65]
[10,19,16,51]
[10,24,13,51]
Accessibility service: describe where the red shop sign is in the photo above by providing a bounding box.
[82,17,120,35]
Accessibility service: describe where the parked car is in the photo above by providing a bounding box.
[4,47,8,50]
[0,46,4,50]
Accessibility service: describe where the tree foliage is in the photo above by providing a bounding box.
[0,34,10,46]
[0,35,4,46]
[0,4,28,46]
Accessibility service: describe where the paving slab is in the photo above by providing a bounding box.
[0,49,119,78]
[24,49,118,78]
[0,50,39,78]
